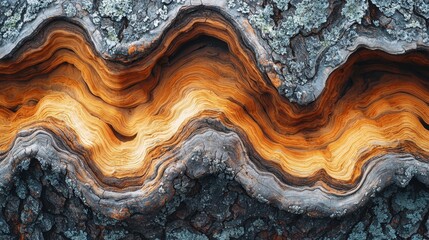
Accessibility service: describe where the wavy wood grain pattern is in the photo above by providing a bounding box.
[1,15,429,218]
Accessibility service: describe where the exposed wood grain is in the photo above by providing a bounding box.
[1,16,429,218]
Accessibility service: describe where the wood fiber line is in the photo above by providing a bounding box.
[1,15,429,210]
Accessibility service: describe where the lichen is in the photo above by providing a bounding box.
[411,234,425,240]
[386,14,428,43]
[1,5,24,40]
[342,0,367,24]
[288,204,304,214]
[255,194,269,204]
[0,216,9,234]
[244,0,330,58]
[227,0,237,9]
[24,0,54,22]
[237,1,250,14]
[64,229,89,240]
[371,0,409,17]
[80,0,93,12]
[103,25,119,47]
[15,178,28,200]
[367,197,393,239]
[234,0,429,102]
[273,0,289,11]
[415,0,429,19]
[391,187,429,238]
[63,1,77,18]
[372,198,391,224]
[166,228,208,240]
[98,0,132,21]
[294,0,330,32]
[102,229,128,240]
[385,225,397,239]
[156,5,168,21]
[348,222,367,240]
[248,5,274,39]
[94,212,119,226]
[213,226,244,240]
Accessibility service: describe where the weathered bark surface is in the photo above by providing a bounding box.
[2,159,429,239]
[1,0,429,239]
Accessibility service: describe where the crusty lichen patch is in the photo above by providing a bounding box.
[229,0,429,103]
[95,0,187,54]
[98,0,133,21]
[1,4,25,41]
[0,0,55,45]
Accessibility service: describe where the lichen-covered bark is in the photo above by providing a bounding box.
[2,159,429,239]
[1,0,428,103]
[2,1,429,239]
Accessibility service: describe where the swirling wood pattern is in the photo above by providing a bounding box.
[1,13,429,218]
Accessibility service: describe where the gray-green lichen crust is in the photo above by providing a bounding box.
[2,0,429,104]
[231,0,429,103]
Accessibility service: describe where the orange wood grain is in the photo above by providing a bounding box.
[1,18,429,193]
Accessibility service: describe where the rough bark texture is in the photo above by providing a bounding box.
[2,0,429,239]
[2,159,429,239]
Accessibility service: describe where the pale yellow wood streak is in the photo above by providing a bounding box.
[1,18,429,186]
